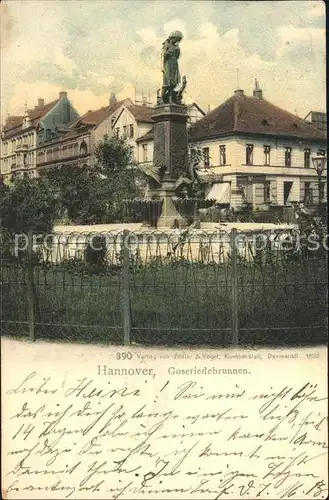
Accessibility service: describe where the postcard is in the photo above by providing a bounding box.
[1,0,327,498]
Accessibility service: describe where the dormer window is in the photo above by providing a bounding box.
[261,119,269,126]
[292,123,298,129]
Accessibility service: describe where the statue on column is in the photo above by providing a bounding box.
[161,30,187,104]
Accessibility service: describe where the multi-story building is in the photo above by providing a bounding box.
[36,96,133,173]
[188,83,327,209]
[0,92,79,180]
[112,103,155,164]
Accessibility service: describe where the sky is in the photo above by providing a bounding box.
[0,0,326,122]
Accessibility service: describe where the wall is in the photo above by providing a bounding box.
[113,108,153,164]
[36,132,91,171]
[1,130,37,178]
[93,103,127,148]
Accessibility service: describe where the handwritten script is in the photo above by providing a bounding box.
[2,340,328,499]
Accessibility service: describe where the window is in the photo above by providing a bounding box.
[80,141,88,156]
[304,149,311,168]
[219,145,226,166]
[264,145,271,166]
[203,147,210,168]
[142,144,148,162]
[319,182,325,202]
[129,125,134,138]
[115,128,120,137]
[304,182,313,204]
[123,125,128,138]
[285,147,292,167]
[129,145,134,159]
[264,181,271,203]
[46,129,52,141]
[246,144,253,165]
[23,153,28,166]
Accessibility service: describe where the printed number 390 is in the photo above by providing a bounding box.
[116,352,133,360]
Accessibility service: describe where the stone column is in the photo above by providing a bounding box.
[152,103,189,228]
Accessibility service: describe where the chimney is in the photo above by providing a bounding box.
[59,91,68,99]
[38,98,45,107]
[234,89,244,96]
[253,79,263,99]
[109,92,117,106]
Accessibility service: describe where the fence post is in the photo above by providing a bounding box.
[27,230,36,342]
[122,230,131,345]
[230,228,239,345]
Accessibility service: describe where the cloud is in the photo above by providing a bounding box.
[1,0,326,123]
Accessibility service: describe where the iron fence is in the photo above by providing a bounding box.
[1,227,327,347]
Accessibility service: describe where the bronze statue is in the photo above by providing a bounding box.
[161,30,186,104]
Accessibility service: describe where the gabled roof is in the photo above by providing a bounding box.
[71,98,133,128]
[187,102,206,116]
[74,107,111,127]
[2,99,60,139]
[188,93,326,142]
[125,105,154,123]
[28,99,59,122]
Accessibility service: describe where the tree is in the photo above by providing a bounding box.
[42,164,105,224]
[94,134,143,221]
[1,176,58,235]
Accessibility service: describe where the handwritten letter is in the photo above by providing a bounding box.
[2,338,328,499]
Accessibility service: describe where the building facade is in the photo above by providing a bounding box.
[188,85,327,209]
[36,97,133,173]
[0,92,79,180]
[112,103,155,164]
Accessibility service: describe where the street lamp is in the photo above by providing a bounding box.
[312,155,327,210]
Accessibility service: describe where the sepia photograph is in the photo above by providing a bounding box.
[1,0,328,498]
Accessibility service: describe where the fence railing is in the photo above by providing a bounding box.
[1,227,327,347]
[121,199,327,225]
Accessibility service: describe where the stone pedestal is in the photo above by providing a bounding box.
[156,181,187,228]
[151,103,189,228]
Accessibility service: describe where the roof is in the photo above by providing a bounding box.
[3,116,24,131]
[70,98,133,129]
[187,102,206,116]
[2,99,60,139]
[28,99,59,122]
[136,128,154,142]
[126,105,154,123]
[74,107,111,127]
[188,93,327,142]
